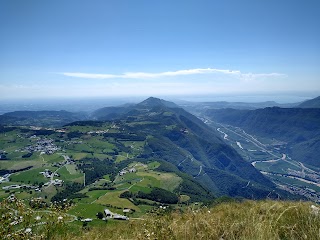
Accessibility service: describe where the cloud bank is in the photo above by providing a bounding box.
[61,68,287,81]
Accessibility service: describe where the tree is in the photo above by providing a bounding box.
[82,221,88,228]
[97,211,104,219]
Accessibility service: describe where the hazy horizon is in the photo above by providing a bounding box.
[0,92,318,116]
[0,91,318,103]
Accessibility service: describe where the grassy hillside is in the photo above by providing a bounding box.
[2,195,319,240]
[69,200,319,239]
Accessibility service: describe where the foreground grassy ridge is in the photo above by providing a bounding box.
[69,200,320,240]
[0,196,73,240]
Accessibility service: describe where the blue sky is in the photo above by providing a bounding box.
[0,0,319,101]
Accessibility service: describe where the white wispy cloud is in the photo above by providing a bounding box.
[60,68,287,80]
[239,72,288,82]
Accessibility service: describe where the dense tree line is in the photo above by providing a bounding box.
[22,152,33,158]
[77,157,136,185]
[51,182,86,202]
[33,129,55,136]
[137,188,178,204]
[0,166,32,175]
[88,187,116,191]
[65,121,104,127]
[103,132,146,141]
[67,131,83,139]
[77,158,116,185]
[113,141,131,153]
[0,154,8,160]
[120,187,179,204]
[0,125,17,133]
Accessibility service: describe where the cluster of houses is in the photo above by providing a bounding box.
[1,179,62,191]
[287,168,320,183]
[0,174,10,183]
[39,169,59,178]
[39,169,63,187]
[52,157,75,168]
[30,126,42,130]
[119,167,136,176]
[43,179,63,187]
[180,128,189,134]
[1,172,44,191]
[87,130,109,135]
[21,138,60,155]
[63,155,75,163]
[55,128,67,133]
[30,126,65,132]
[279,183,320,202]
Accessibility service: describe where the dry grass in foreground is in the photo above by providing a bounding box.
[69,200,320,240]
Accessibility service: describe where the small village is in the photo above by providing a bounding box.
[0,153,75,192]
[278,183,320,203]
[287,168,320,183]
[20,137,61,155]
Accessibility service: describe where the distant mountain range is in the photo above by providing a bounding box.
[1,96,319,128]
[179,100,302,118]
[180,95,320,116]
[0,110,87,127]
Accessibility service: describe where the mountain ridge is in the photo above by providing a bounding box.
[298,96,320,108]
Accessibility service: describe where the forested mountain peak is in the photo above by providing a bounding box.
[136,97,179,109]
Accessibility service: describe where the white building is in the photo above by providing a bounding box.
[104,209,129,220]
